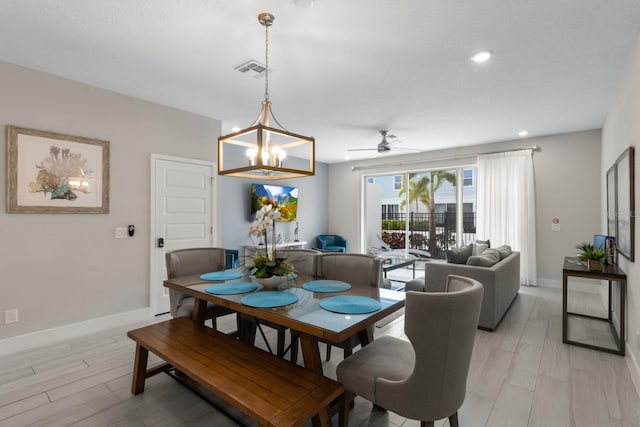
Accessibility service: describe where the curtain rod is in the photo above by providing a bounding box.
[351,145,541,172]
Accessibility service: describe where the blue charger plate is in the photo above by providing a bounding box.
[205,282,258,295]
[320,296,382,314]
[240,291,299,308]
[199,271,244,281]
[303,280,351,293]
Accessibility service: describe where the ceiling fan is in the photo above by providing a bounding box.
[347,130,420,156]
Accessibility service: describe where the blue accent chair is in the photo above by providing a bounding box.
[316,235,348,252]
[225,249,239,269]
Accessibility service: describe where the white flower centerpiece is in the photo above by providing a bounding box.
[247,205,294,288]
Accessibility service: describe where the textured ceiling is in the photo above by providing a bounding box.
[1,0,639,163]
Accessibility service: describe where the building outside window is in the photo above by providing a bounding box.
[463,169,474,186]
[393,175,402,190]
[366,167,478,259]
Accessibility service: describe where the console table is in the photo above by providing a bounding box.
[243,241,307,258]
[562,256,626,356]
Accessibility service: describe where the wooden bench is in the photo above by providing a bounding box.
[127,317,345,427]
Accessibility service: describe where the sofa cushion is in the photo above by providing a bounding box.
[467,248,501,267]
[405,277,425,292]
[472,242,489,255]
[495,245,513,259]
[446,244,473,264]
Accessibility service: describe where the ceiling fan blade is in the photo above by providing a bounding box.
[393,147,421,152]
[371,149,396,158]
[347,148,378,152]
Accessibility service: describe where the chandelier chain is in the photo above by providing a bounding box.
[264,23,269,102]
[217,12,315,179]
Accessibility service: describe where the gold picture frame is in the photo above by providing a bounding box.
[6,126,110,213]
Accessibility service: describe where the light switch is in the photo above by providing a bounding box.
[115,227,128,238]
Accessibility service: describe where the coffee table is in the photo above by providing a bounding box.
[381,256,416,281]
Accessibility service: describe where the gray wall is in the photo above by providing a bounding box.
[0,62,329,341]
[533,131,602,285]
[219,165,329,257]
[0,62,220,339]
[603,31,640,365]
[327,129,602,286]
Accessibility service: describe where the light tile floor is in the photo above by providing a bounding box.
[1,275,639,426]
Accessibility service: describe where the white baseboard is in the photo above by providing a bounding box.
[627,344,640,399]
[536,278,562,289]
[0,308,152,357]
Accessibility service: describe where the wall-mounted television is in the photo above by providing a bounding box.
[250,183,298,222]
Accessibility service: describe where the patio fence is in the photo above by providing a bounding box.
[381,212,476,259]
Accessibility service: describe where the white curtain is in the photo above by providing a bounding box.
[477,150,537,286]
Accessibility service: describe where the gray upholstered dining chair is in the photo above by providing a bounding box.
[280,248,320,277]
[165,247,237,330]
[315,252,383,361]
[336,275,484,427]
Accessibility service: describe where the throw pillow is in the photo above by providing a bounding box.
[472,242,489,255]
[475,239,491,248]
[495,245,513,259]
[467,248,501,267]
[446,244,473,264]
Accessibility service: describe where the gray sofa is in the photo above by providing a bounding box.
[406,251,520,330]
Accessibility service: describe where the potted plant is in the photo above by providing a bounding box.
[247,204,295,288]
[575,242,607,271]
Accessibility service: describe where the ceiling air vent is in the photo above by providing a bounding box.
[235,60,268,77]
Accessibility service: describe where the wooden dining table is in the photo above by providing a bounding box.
[163,273,406,376]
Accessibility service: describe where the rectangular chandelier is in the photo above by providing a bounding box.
[217,13,315,180]
[218,123,315,180]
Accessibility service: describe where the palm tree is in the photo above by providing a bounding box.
[398,171,457,254]
[398,175,429,212]
[425,170,456,254]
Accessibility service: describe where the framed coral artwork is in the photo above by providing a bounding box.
[6,126,110,213]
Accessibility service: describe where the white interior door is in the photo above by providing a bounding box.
[150,155,214,315]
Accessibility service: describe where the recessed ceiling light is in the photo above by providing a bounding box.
[518,130,529,137]
[470,50,493,63]
[344,154,351,160]
[231,126,240,132]
[293,0,314,7]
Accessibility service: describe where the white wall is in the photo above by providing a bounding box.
[603,32,640,368]
[0,62,331,345]
[218,169,329,253]
[533,131,602,285]
[365,183,382,251]
[328,130,602,286]
[0,62,222,340]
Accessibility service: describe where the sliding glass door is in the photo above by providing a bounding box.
[364,167,477,259]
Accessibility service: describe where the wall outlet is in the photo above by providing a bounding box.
[115,227,128,238]
[5,309,18,324]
